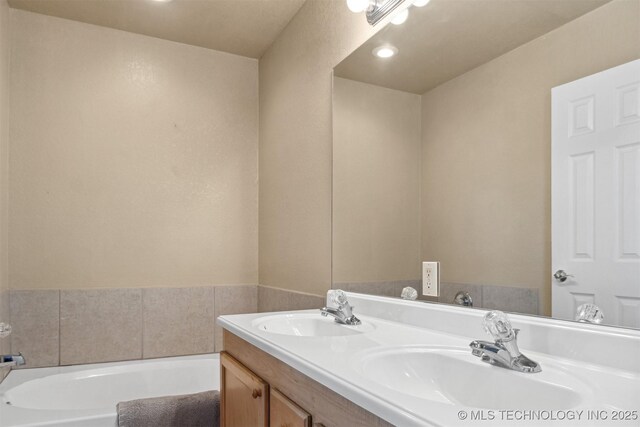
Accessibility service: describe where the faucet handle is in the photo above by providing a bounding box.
[575,303,604,324]
[401,287,418,300]
[329,289,357,319]
[330,289,349,307]
[0,323,12,339]
[482,311,515,342]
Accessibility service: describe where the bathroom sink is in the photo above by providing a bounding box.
[354,346,587,409]
[252,313,375,337]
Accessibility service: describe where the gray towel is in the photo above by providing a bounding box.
[117,390,220,427]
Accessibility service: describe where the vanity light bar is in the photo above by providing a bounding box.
[366,0,406,26]
[348,0,429,26]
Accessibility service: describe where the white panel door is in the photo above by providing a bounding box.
[552,59,640,328]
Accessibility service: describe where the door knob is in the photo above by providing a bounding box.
[553,270,574,282]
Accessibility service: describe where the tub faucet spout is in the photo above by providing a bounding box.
[0,353,26,368]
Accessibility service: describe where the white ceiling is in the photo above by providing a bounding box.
[8,0,307,58]
[334,0,611,94]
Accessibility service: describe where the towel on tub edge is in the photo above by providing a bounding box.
[117,390,220,427]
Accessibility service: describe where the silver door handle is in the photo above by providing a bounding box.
[553,270,574,282]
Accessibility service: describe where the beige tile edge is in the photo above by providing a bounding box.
[0,283,328,372]
[257,284,324,313]
[257,284,324,298]
[8,283,258,292]
[2,284,261,371]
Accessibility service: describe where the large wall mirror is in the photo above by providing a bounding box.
[332,0,640,329]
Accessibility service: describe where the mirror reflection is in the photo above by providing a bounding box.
[332,0,640,328]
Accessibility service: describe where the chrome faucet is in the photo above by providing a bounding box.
[469,311,541,373]
[0,323,26,369]
[0,353,25,369]
[320,290,361,325]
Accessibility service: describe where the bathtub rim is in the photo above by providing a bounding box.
[0,353,219,427]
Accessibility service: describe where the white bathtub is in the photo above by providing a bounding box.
[0,353,219,427]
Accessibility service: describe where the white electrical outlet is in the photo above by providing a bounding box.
[422,261,440,297]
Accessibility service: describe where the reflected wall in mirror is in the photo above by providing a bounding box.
[332,0,640,328]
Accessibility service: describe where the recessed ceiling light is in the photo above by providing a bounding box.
[391,8,409,25]
[372,45,398,59]
[413,0,431,7]
[150,0,173,3]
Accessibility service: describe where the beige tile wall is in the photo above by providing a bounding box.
[334,280,421,299]
[10,290,59,367]
[143,287,215,359]
[334,281,539,315]
[213,285,257,352]
[60,289,143,365]
[424,283,540,315]
[0,290,9,381]
[5,282,537,372]
[4,285,324,370]
[258,285,324,313]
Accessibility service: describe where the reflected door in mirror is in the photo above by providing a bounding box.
[552,59,640,328]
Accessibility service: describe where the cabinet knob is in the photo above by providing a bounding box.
[252,388,262,399]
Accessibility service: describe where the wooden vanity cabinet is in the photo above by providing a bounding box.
[270,388,311,427]
[220,352,269,427]
[221,330,393,427]
[221,351,311,427]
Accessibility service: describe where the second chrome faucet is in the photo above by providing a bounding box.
[470,311,541,373]
[320,290,361,325]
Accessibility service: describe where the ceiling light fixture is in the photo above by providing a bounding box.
[347,0,370,13]
[346,0,405,26]
[390,8,409,25]
[372,45,398,58]
[413,0,431,7]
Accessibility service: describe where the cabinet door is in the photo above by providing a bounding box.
[221,352,269,427]
[270,388,311,427]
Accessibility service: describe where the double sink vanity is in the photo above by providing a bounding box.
[218,292,640,427]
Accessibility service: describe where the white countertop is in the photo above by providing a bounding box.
[218,293,640,427]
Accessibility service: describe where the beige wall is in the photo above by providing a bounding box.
[0,0,9,351]
[9,10,258,289]
[259,0,383,295]
[333,77,421,283]
[421,0,640,316]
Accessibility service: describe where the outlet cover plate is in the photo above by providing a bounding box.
[422,261,440,297]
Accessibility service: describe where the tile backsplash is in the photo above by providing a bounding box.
[333,281,540,315]
[0,290,10,381]
[60,288,143,365]
[258,285,325,313]
[9,289,59,367]
[5,282,534,371]
[143,287,216,359]
[4,284,324,371]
